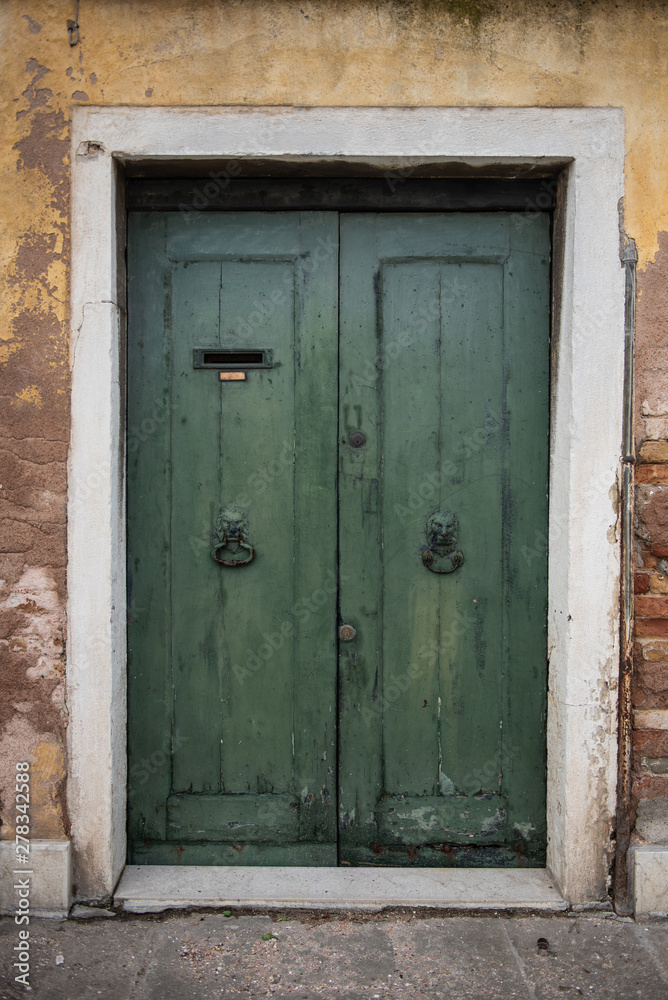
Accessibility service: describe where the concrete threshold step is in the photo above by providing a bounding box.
[115,865,568,914]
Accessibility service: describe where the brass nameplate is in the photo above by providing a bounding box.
[219,371,247,382]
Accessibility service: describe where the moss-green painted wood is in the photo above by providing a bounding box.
[167,793,299,842]
[127,212,338,865]
[128,209,550,867]
[338,214,550,865]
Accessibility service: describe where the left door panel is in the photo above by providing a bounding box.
[127,212,339,865]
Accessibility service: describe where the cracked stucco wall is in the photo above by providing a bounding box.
[1,0,668,880]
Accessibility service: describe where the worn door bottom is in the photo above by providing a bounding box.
[114,866,566,913]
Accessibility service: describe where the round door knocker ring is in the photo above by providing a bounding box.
[213,544,255,568]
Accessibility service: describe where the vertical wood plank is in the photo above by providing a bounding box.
[293,212,339,843]
[437,260,505,800]
[381,260,442,796]
[217,255,297,795]
[338,214,384,852]
[126,213,172,848]
[502,213,551,847]
[170,260,225,793]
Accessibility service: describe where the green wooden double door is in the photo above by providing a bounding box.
[127,209,550,867]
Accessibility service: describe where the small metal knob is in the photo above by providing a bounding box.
[348,431,366,448]
[338,623,357,642]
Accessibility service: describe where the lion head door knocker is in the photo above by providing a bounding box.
[421,509,464,574]
[211,505,255,567]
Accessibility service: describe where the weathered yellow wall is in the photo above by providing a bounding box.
[1,0,667,844]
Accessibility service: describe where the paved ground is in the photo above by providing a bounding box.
[1,910,667,999]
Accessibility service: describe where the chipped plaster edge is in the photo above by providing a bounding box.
[68,105,625,903]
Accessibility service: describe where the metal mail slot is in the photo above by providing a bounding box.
[193,348,273,370]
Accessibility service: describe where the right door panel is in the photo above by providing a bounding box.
[338,213,551,866]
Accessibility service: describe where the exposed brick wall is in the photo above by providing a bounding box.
[632,234,668,847]
[632,561,668,839]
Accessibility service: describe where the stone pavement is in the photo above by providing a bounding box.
[1,910,668,1000]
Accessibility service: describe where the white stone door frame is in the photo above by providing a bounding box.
[68,106,625,903]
